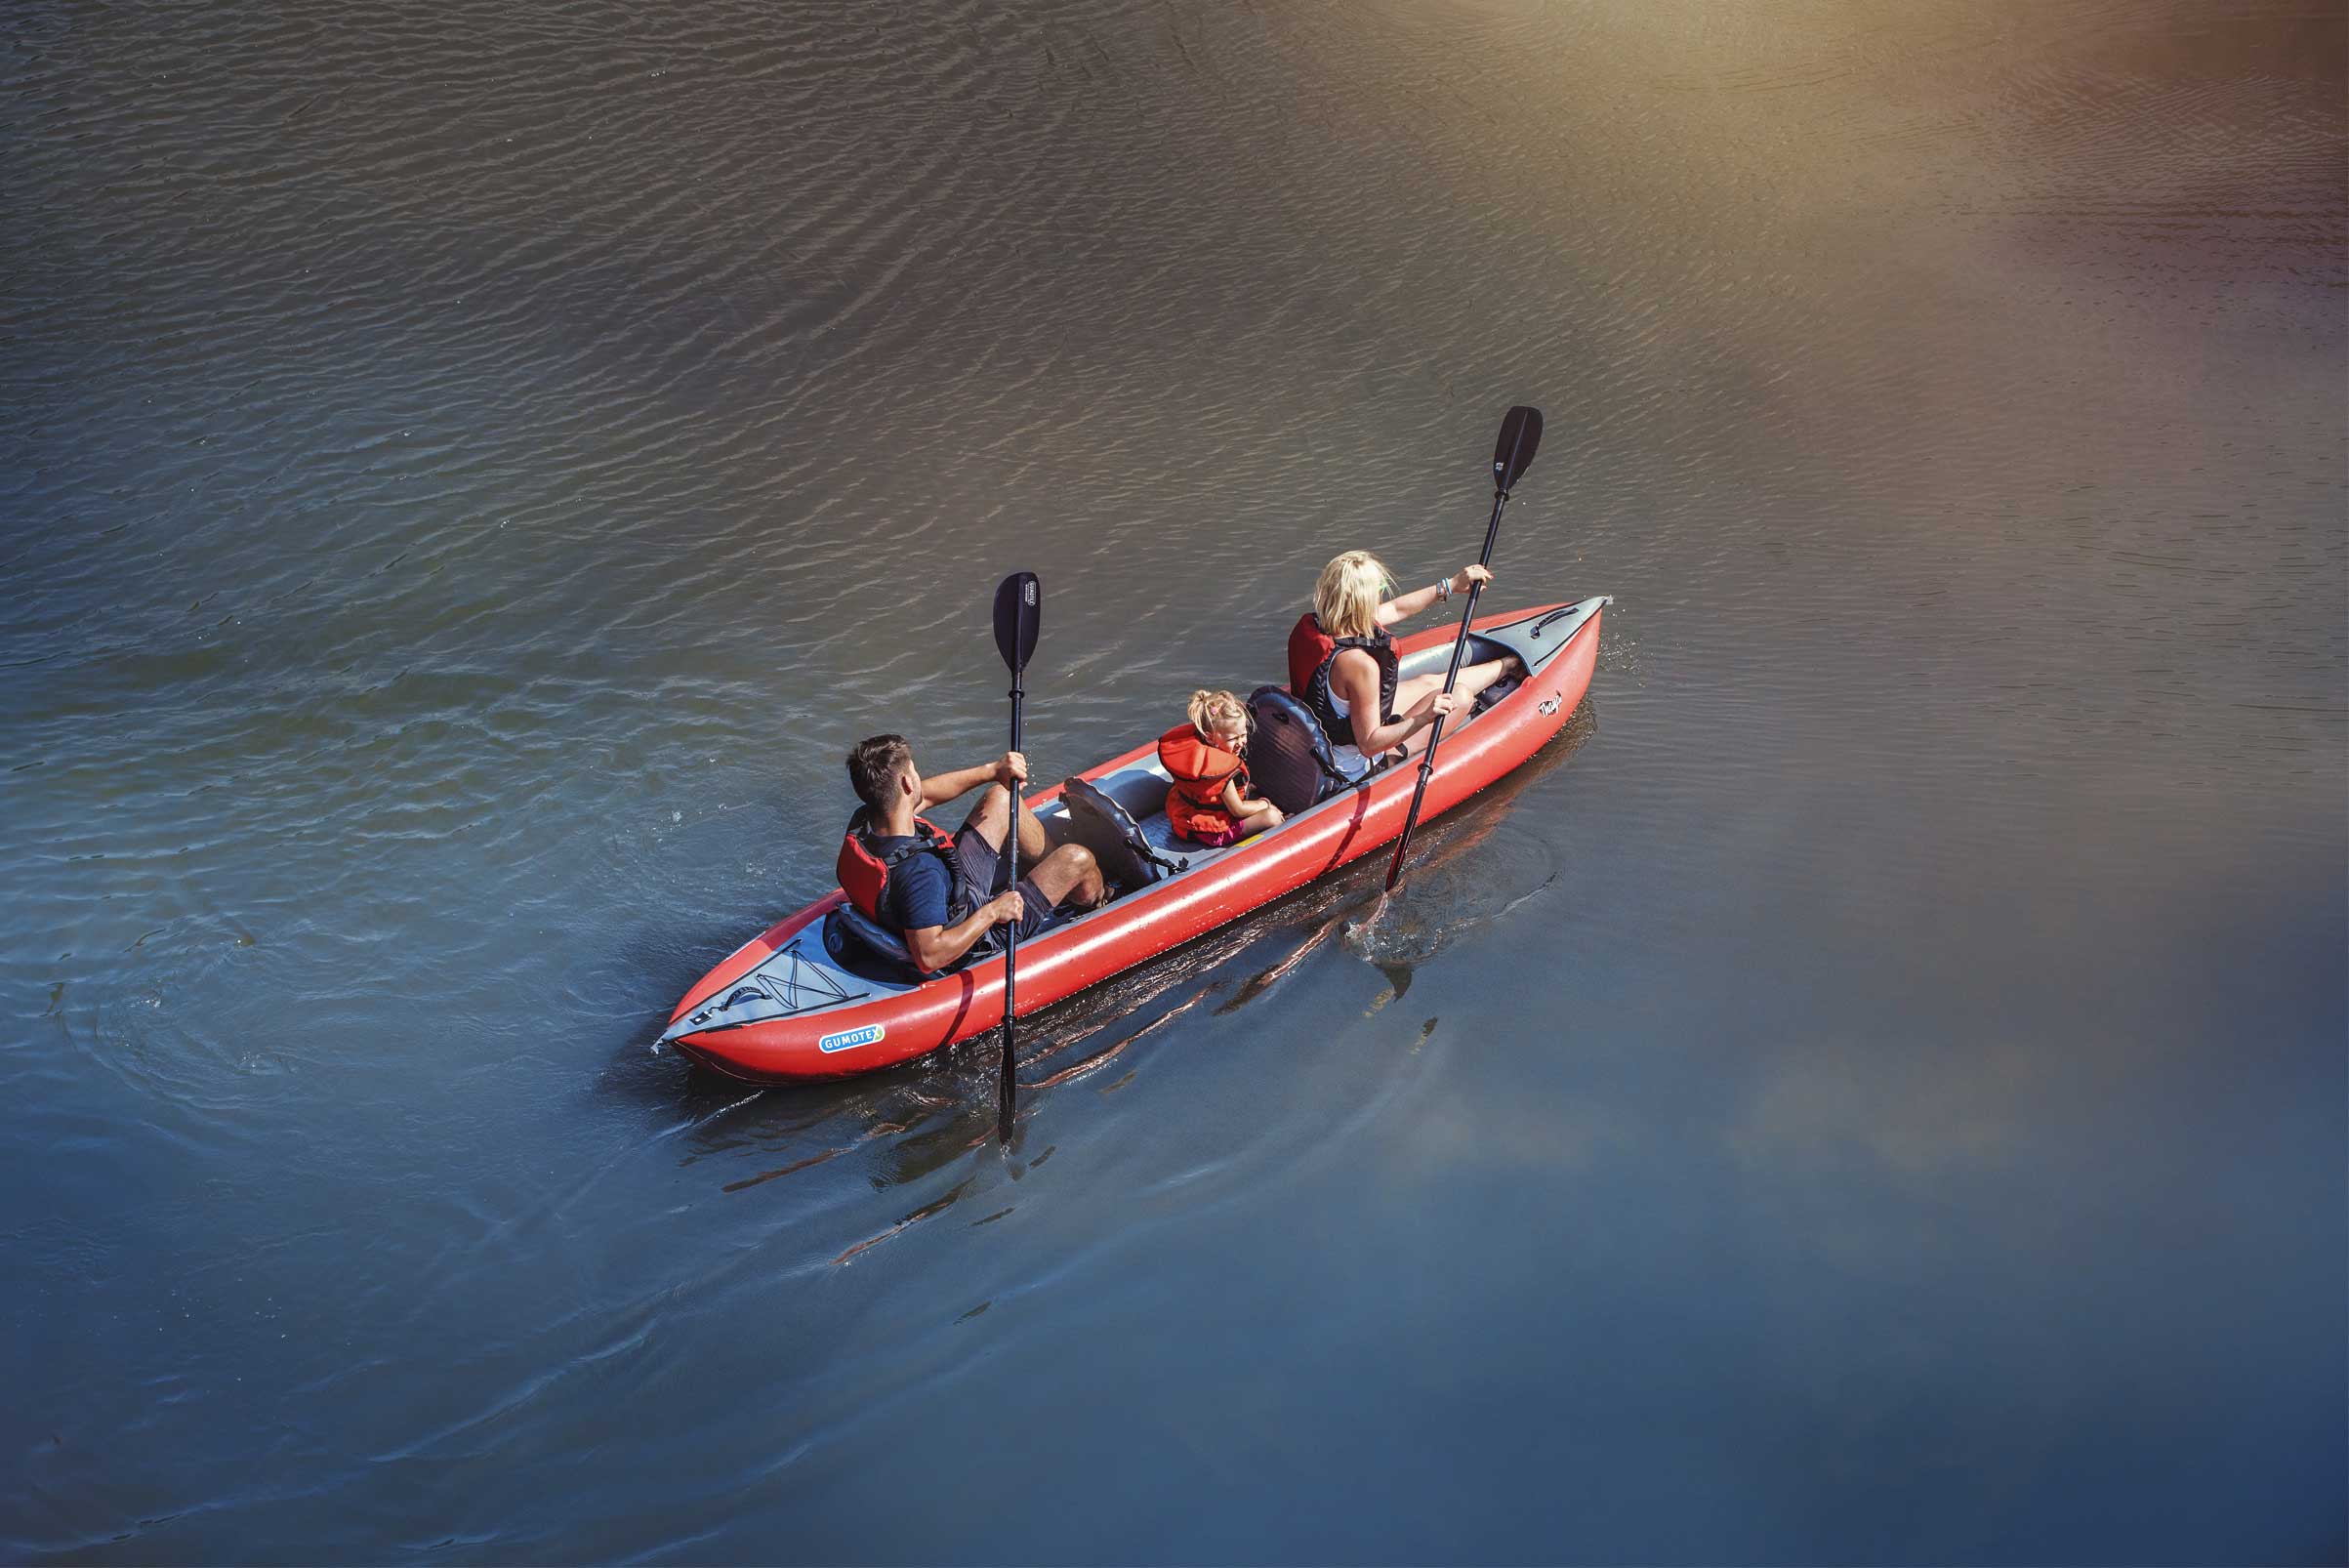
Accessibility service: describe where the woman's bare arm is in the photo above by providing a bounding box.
[1375,563,1496,629]
[1333,650,1455,754]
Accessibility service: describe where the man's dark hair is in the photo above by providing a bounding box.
[846,734,914,810]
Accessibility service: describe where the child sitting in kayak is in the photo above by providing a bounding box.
[1157,690,1285,848]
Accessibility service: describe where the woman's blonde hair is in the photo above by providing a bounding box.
[1186,688,1248,738]
[1313,550,1392,640]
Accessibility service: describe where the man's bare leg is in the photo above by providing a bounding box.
[1027,844,1106,911]
[960,783,1055,867]
[1015,796,1051,864]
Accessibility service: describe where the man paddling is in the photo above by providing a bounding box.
[840,736,1103,974]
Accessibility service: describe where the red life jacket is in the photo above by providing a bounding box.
[1287,614,1337,697]
[1157,723,1247,840]
[1288,613,1398,746]
[836,809,957,925]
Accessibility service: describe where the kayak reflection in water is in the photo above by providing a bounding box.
[1286,551,1525,777]
[837,736,1105,975]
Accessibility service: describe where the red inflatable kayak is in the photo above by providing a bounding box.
[659,596,1608,1082]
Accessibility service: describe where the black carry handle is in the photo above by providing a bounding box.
[1384,407,1543,892]
[991,571,1040,1143]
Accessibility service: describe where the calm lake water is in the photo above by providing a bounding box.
[4,0,2342,1561]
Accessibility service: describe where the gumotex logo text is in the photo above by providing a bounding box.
[818,1024,886,1053]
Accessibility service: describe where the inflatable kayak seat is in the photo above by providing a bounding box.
[1246,685,1355,817]
[1060,774,1188,894]
[1091,767,1172,823]
[822,904,928,982]
[824,887,1079,978]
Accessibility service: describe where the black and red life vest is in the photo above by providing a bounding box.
[1156,723,1248,840]
[1287,613,1398,747]
[836,809,966,928]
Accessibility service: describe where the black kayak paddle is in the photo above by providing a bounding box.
[1382,406,1544,892]
[991,571,1041,1143]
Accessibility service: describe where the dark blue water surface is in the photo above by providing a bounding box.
[4,0,2342,1561]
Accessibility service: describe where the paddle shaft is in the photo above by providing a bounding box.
[1383,488,1510,891]
[998,677,1024,1137]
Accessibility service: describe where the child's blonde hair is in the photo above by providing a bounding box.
[1313,550,1392,640]
[1186,688,1248,739]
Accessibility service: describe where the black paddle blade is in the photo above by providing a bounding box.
[992,572,1041,673]
[1491,405,1544,493]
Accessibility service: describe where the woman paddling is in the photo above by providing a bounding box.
[1286,551,1522,779]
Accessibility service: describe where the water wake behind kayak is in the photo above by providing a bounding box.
[1339,703,1594,998]
[1341,825,1563,1004]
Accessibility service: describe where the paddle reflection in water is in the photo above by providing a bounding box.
[1348,702,1597,1007]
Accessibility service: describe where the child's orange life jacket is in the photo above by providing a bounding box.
[1157,723,1248,841]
